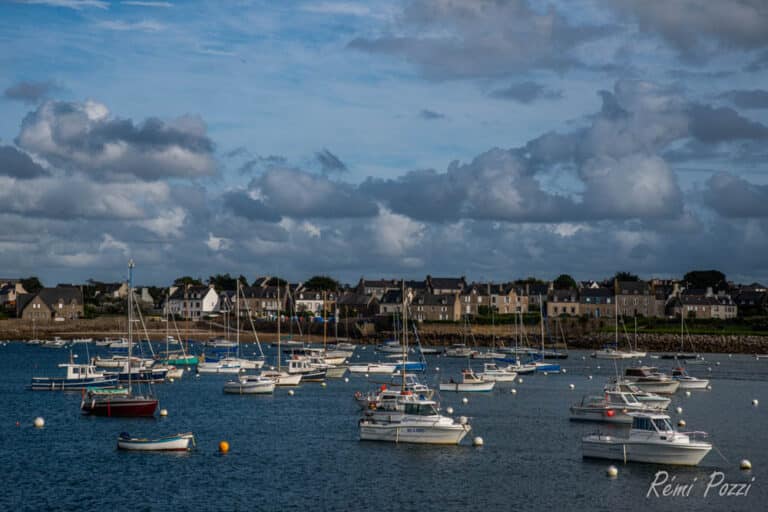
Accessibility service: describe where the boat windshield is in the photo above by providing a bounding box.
[653,418,673,431]
[632,416,656,431]
[404,403,437,416]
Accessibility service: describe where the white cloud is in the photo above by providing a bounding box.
[17,0,108,10]
[370,207,425,258]
[121,1,173,7]
[135,207,186,238]
[98,233,130,254]
[206,233,232,251]
[96,20,166,32]
[301,2,373,17]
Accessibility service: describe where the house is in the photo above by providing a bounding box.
[240,286,288,317]
[17,287,84,321]
[411,292,461,322]
[337,292,379,317]
[525,283,551,312]
[733,289,768,316]
[615,280,656,317]
[294,289,336,316]
[579,287,614,318]
[489,283,527,314]
[379,289,406,316]
[678,288,738,319]
[167,285,220,319]
[459,284,491,316]
[0,280,27,310]
[547,289,580,317]
[354,278,399,299]
[427,275,467,295]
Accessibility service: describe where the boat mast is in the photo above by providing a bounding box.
[236,279,240,358]
[277,282,281,372]
[539,294,544,354]
[401,279,407,391]
[323,291,327,352]
[127,259,134,393]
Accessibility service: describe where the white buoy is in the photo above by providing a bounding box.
[458,416,468,425]
[728,354,732,358]
[364,373,369,378]
[706,385,712,390]
[356,355,360,359]
[168,378,174,383]
[321,382,327,388]
[588,375,593,380]
[678,419,686,428]
[707,367,712,372]
[606,465,618,478]
[685,391,691,397]
[269,366,275,371]
[569,384,575,390]
[462,397,468,405]
[518,378,524,384]
[473,436,484,447]
[186,367,191,372]
[511,388,517,395]
[676,406,683,414]
[344,377,349,383]
[581,356,586,360]
[159,409,168,417]
[446,406,454,414]
[435,367,440,372]
[740,459,752,470]
[33,417,45,428]
[716,361,720,366]
[288,389,295,396]
[562,368,567,374]
[596,365,601,369]
[195,373,200,378]
[752,399,759,406]
[543,371,548,376]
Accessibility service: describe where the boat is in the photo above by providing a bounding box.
[375,340,404,353]
[117,432,195,451]
[71,337,93,344]
[671,367,709,390]
[439,369,495,392]
[81,260,158,418]
[569,391,649,424]
[478,362,518,382]
[108,338,133,350]
[197,357,244,374]
[624,367,680,395]
[285,358,326,382]
[658,311,702,361]
[443,344,477,358]
[93,355,153,369]
[41,337,68,349]
[592,348,637,360]
[605,380,671,410]
[419,347,440,355]
[348,362,397,374]
[582,412,712,466]
[206,337,238,349]
[223,375,275,394]
[30,359,118,391]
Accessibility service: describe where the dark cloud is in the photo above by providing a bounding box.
[603,0,768,59]
[717,89,768,110]
[419,109,445,120]
[222,190,282,222]
[0,145,50,179]
[688,104,768,142]
[703,172,768,218]
[745,50,768,72]
[16,100,216,181]
[349,0,615,80]
[315,148,347,174]
[238,155,287,174]
[224,146,250,158]
[489,81,562,103]
[3,80,59,104]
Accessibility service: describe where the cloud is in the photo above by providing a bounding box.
[206,233,232,251]
[301,2,373,17]
[419,109,445,120]
[703,172,768,218]
[17,0,108,9]
[489,81,562,103]
[3,80,60,104]
[238,155,287,174]
[315,148,348,174]
[687,104,768,142]
[745,50,768,72]
[717,89,768,110]
[602,0,768,59]
[0,145,50,179]
[96,20,166,32]
[16,100,216,181]
[121,1,173,7]
[349,0,614,80]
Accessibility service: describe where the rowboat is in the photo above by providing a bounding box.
[117,432,195,451]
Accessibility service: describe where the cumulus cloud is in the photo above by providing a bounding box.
[0,145,50,179]
[349,0,614,79]
[16,100,216,181]
[3,80,60,104]
[489,81,562,103]
[687,104,768,142]
[703,172,768,218]
[717,89,768,110]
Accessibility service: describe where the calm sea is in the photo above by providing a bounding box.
[0,342,765,511]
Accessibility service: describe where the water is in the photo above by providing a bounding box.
[1,343,766,511]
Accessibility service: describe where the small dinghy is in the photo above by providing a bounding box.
[117,432,195,451]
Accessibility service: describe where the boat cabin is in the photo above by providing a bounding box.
[59,363,103,380]
[631,414,674,433]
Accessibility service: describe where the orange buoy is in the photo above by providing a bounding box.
[218,441,230,454]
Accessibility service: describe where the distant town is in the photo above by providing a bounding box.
[1,270,765,326]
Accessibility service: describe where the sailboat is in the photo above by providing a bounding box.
[659,308,702,361]
[593,297,646,359]
[81,260,158,417]
[259,282,302,386]
[529,299,561,372]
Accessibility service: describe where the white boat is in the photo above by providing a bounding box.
[472,351,506,359]
[117,432,195,451]
[570,391,649,424]
[624,367,680,395]
[359,392,471,445]
[478,363,518,382]
[443,344,478,358]
[94,355,153,369]
[197,358,243,374]
[439,369,495,392]
[206,337,238,349]
[285,359,326,381]
[348,363,397,374]
[671,368,709,389]
[582,412,712,466]
[592,348,638,359]
[30,361,118,390]
[605,380,671,410]
[223,376,275,394]
[164,366,184,379]
[71,337,93,344]
[42,337,68,348]
[108,338,133,349]
[256,370,302,386]
[375,340,404,353]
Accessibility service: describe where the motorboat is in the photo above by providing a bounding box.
[71,337,93,344]
[197,358,244,374]
[439,369,495,392]
[108,366,169,383]
[93,355,154,369]
[592,347,643,359]
[392,359,427,372]
[285,359,326,382]
[81,387,158,417]
[348,362,397,374]
[472,351,506,360]
[569,391,649,424]
[582,412,712,466]
[605,380,671,410]
[29,362,118,391]
[117,432,195,451]
[419,347,440,355]
[375,340,404,353]
[443,344,478,358]
[41,337,68,349]
[671,368,709,390]
[624,367,680,395]
[108,338,133,350]
[206,337,238,349]
[223,375,275,394]
[358,392,471,445]
[478,363,518,382]
[257,370,302,386]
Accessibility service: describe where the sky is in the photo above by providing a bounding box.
[1,0,768,286]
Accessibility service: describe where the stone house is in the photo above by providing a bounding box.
[547,289,580,317]
[427,276,467,295]
[354,278,399,299]
[489,283,527,314]
[411,292,461,322]
[239,285,288,317]
[579,287,614,318]
[337,292,379,317]
[615,280,656,317]
[459,285,490,316]
[17,287,84,321]
[294,289,336,316]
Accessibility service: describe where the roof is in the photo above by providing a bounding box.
[617,281,650,295]
[169,285,214,300]
[19,287,84,312]
[580,287,612,303]
[428,276,466,290]
[681,295,734,306]
[358,278,398,288]
[413,292,457,306]
[550,289,578,302]
[337,292,376,307]
[241,286,282,299]
[380,289,404,305]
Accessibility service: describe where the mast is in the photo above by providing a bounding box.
[277,282,281,372]
[127,259,134,393]
[236,279,240,358]
[323,291,327,352]
[614,290,619,348]
[539,294,544,354]
[401,279,407,391]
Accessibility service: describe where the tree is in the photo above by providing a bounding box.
[684,270,727,291]
[173,276,203,287]
[20,276,43,294]
[263,277,287,287]
[303,275,341,291]
[553,274,577,290]
[207,273,246,291]
[514,276,546,286]
[614,271,639,282]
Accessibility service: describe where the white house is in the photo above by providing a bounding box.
[167,285,220,319]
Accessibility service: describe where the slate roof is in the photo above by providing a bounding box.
[617,281,650,295]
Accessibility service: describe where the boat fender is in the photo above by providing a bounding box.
[354,391,362,400]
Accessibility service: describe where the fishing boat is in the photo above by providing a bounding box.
[478,362,518,382]
[569,391,648,424]
[223,375,275,394]
[30,359,118,391]
[81,260,158,418]
[671,367,709,390]
[117,432,195,451]
[582,412,712,466]
[285,358,326,381]
[439,369,495,392]
[624,367,680,395]
[605,380,671,410]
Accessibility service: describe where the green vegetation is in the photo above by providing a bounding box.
[597,316,768,336]
[683,269,727,291]
[173,276,203,287]
[553,274,577,290]
[614,271,638,282]
[20,276,43,294]
[303,275,341,291]
[207,273,248,291]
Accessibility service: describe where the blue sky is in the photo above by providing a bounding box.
[2,0,768,286]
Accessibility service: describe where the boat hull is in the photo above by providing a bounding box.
[628,380,680,395]
[359,423,470,445]
[259,371,302,386]
[348,364,396,374]
[582,436,711,466]
[29,376,118,391]
[438,381,495,392]
[479,372,518,382]
[569,407,635,424]
[675,378,709,390]
[118,433,194,451]
[223,380,275,394]
[81,396,158,417]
